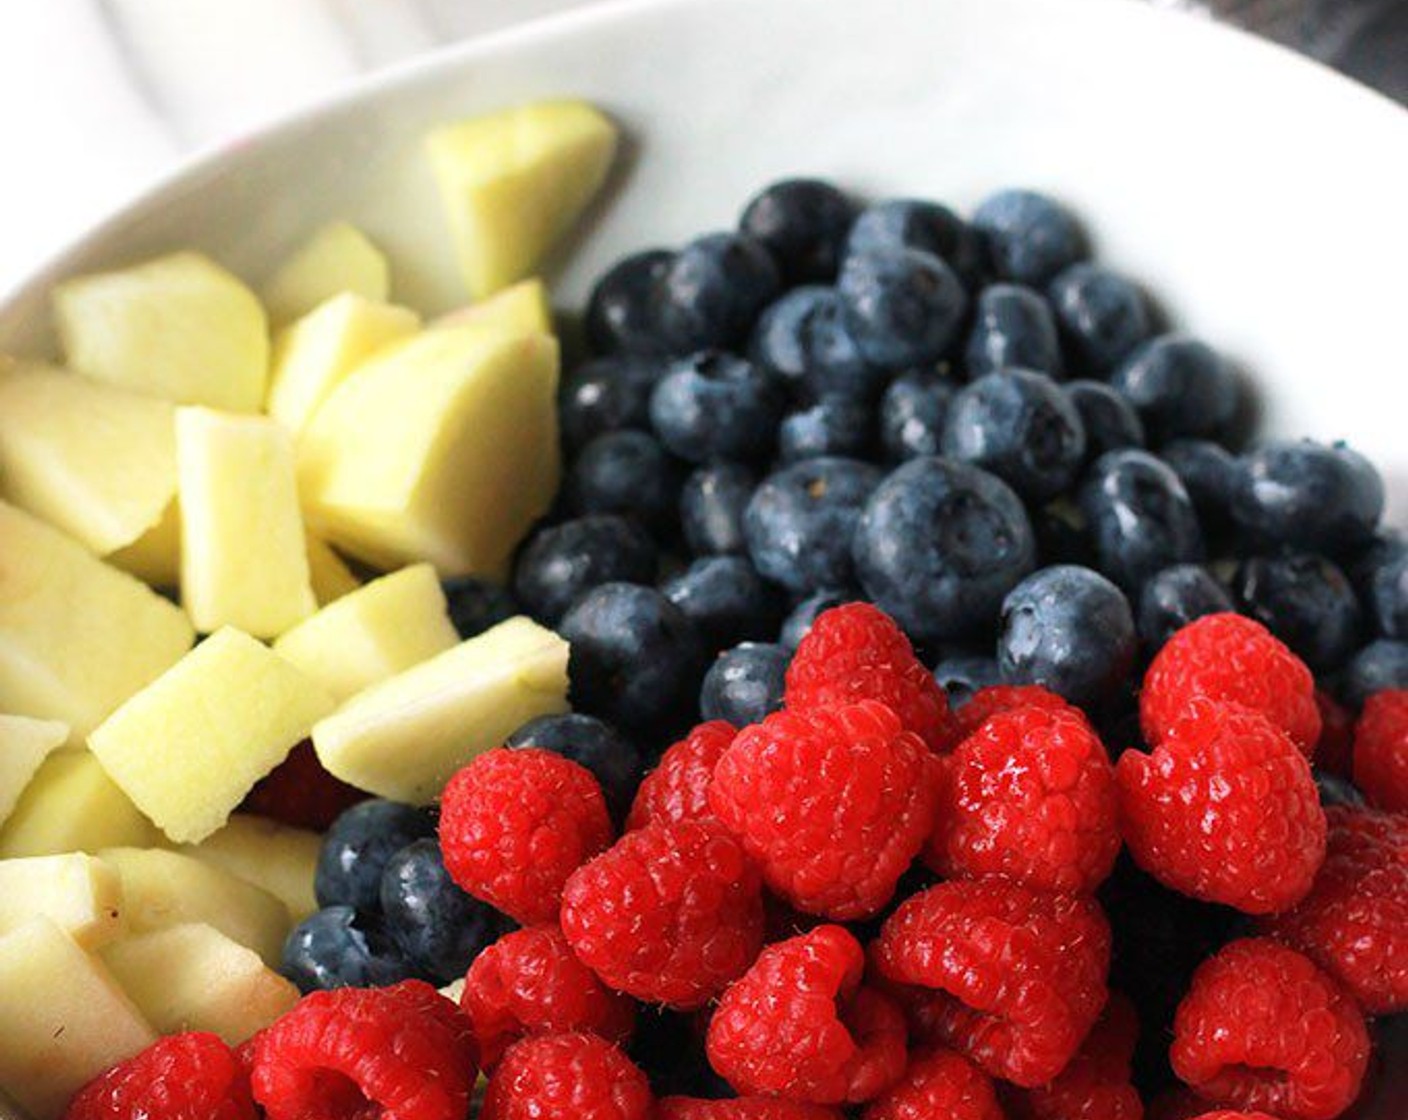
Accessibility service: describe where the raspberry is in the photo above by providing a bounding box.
[708,700,938,920]
[1312,688,1355,777]
[1000,993,1143,1120]
[241,740,365,830]
[1140,613,1320,755]
[481,1033,653,1120]
[625,720,736,831]
[1116,698,1326,914]
[1142,1090,1223,1120]
[706,926,906,1105]
[460,925,636,1069]
[1261,806,1408,1013]
[1170,938,1369,1120]
[560,818,765,1009]
[784,602,955,751]
[63,1032,255,1120]
[859,1046,1004,1120]
[249,981,478,1120]
[1352,689,1408,811]
[659,1098,845,1120]
[871,878,1111,1087]
[952,683,1073,739]
[439,747,613,925]
[925,702,1119,893]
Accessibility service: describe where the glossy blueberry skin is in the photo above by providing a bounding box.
[441,576,518,640]
[661,555,785,651]
[1066,380,1145,461]
[506,712,642,824]
[1136,564,1234,650]
[878,370,957,463]
[559,355,666,453]
[513,515,658,625]
[1048,263,1152,375]
[846,198,987,290]
[1316,772,1366,810]
[779,588,856,649]
[778,394,874,463]
[853,456,1037,643]
[649,351,785,465]
[743,457,884,595]
[837,247,968,369]
[941,369,1087,503]
[1230,440,1385,555]
[655,232,781,354]
[314,800,437,912]
[559,582,706,733]
[1078,450,1205,592]
[932,655,1003,709]
[1160,439,1239,533]
[281,906,413,994]
[379,840,505,984]
[564,430,684,534]
[739,178,857,284]
[699,641,789,726]
[1234,551,1363,672]
[680,463,756,556]
[998,564,1137,707]
[1365,542,1408,640]
[585,248,673,355]
[971,189,1087,287]
[1340,640,1408,709]
[1111,334,1240,445]
[748,287,881,401]
[965,283,1063,379]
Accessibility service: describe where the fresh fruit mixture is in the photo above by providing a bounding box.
[0,96,1402,1120]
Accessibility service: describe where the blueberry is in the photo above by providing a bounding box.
[743,457,884,595]
[878,370,956,462]
[997,564,1137,707]
[779,588,856,649]
[559,355,666,453]
[1160,439,1239,533]
[281,906,413,993]
[699,641,789,726]
[837,247,968,369]
[846,199,987,290]
[379,840,503,984]
[1340,640,1408,709]
[739,178,857,284]
[853,457,1037,643]
[1111,334,1240,445]
[748,286,882,400]
[941,369,1086,502]
[1066,380,1145,461]
[972,189,1087,287]
[1315,771,1366,809]
[585,248,673,355]
[965,283,1063,378]
[655,232,781,354]
[506,712,642,824]
[513,515,658,625]
[314,800,437,912]
[1079,450,1204,592]
[679,463,756,556]
[649,351,784,464]
[1136,564,1234,650]
[778,394,874,462]
[661,555,784,650]
[1365,541,1408,640]
[564,430,684,534]
[1048,263,1151,374]
[441,576,518,639]
[1230,440,1385,555]
[1233,552,1363,672]
[932,655,1003,708]
[559,583,706,733]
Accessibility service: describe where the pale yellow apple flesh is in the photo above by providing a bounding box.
[433,277,553,335]
[306,533,361,605]
[262,221,391,327]
[0,751,159,858]
[182,812,321,922]
[0,714,68,828]
[0,853,123,949]
[106,499,181,588]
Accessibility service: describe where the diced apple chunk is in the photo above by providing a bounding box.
[0,363,177,555]
[0,714,67,827]
[0,500,195,737]
[178,407,316,637]
[183,813,321,922]
[306,533,361,604]
[88,628,335,844]
[0,751,159,858]
[266,293,419,434]
[298,325,559,578]
[101,923,298,1045]
[53,251,269,412]
[0,917,155,1120]
[426,100,618,298]
[433,277,553,335]
[0,853,123,949]
[262,222,391,327]
[107,499,181,588]
[273,563,459,702]
[99,847,290,967]
[314,616,568,803]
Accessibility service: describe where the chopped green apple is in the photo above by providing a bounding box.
[177,407,317,637]
[0,853,123,949]
[262,222,391,327]
[266,293,419,434]
[0,917,155,1120]
[426,100,618,298]
[298,324,559,578]
[273,562,460,702]
[107,498,181,588]
[0,362,177,555]
[0,751,159,858]
[53,251,269,412]
[182,812,320,922]
[101,922,299,1045]
[433,277,553,335]
[0,500,195,737]
[439,977,466,1003]
[306,533,361,604]
[313,616,568,803]
[0,714,68,827]
[88,627,335,844]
